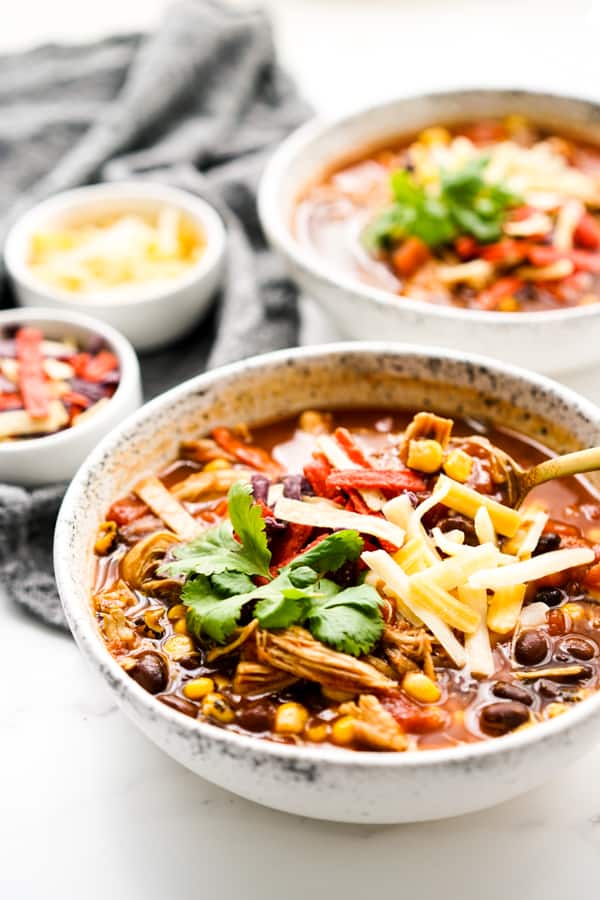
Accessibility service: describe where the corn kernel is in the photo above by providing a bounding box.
[213,674,231,690]
[167,604,187,621]
[403,671,442,704]
[274,702,309,735]
[164,634,194,659]
[498,296,520,312]
[201,693,235,724]
[443,448,473,483]
[545,702,569,719]
[94,520,117,555]
[503,114,528,134]
[203,458,231,472]
[562,602,585,622]
[183,677,215,700]
[418,126,451,146]
[173,618,190,635]
[305,722,329,743]
[331,715,355,746]
[407,439,444,474]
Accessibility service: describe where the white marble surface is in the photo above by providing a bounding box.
[4,2,600,897]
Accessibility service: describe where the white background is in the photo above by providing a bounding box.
[3,2,600,899]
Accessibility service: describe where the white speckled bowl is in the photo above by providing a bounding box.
[55,344,600,823]
[259,89,600,375]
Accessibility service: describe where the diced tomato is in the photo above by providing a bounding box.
[16,327,49,419]
[82,350,119,382]
[70,353,92,377]
[454,236,479,260]
[61,391,92,409]
[574,213,600,250]
[212,427,283,477]
[327,468,427,493]
[0,393,23,411]
[480,239,527,264]
[461,121,507,144]
[381,693,447,734]
[527,245,562,267]
[334,427,372,468]
[476,276,523,311]
[107,495,149,526]
[509,205,536,222]
[390,237,430,278]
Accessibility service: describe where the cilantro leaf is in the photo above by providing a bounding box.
[364,156,520,251]
[159,482,271,580]
[289,530,364,575]
[183,575,251,643]
[305,584,385,657]
[227,481,271,577]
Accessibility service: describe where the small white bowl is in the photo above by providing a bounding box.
[259,89,600,375]
[5,182,226,352]
[0,307,142,486]
[55,343,600,823]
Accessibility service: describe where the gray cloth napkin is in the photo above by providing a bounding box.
[0,0,310,629]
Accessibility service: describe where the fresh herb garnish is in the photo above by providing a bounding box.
[364,156,520,251]
[163,482,383,656]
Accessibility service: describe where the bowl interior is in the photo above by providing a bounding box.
[58,344,600,653]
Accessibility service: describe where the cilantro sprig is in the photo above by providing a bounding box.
[364,156,520,251]
[161,482,383,656]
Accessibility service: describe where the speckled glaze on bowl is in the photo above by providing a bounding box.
[259,89,600,375]
[55,344,600,823]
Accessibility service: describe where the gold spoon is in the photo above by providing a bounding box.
[493,445,600,508]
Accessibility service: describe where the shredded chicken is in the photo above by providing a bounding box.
[256,627,397,693]
[452,435,507,484]
[172,467,249,502]
[338,694,408,751]
[233,660,298,695]
[121,531,181,598]
[401,411,453,461]
[383,623,435,680]
[93,579,137,613]
[101,608,137,652]
[180,438,235,463]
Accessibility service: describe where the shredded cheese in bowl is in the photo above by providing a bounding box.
[28,207,205,296]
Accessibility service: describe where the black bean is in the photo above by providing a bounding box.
[562,637,596,661]
[532,532,561,556]
[128,651,168,694]
[537,679,563,699]
[480,702,530,736]
[179,653,204,670]
[158,694,198,718]
[236,701,275,733]
[514,630,550,666]
[283,473,311,500]
[492,680,533,705]
[437,514,478,546]
[535,587,565,607]
[251,473,270,504]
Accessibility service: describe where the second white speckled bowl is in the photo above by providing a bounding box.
[55,343,600,823]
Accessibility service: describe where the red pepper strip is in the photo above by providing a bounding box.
[454,235,479,260]
[212,427,284,477]
[272,523,314,569]
[62,391,92,409]
[509,205,536,222]
[303,454,334,498]
[476,276,524,311]
[83,351,119,383]
[107,495,150,526]
[480,239,527,264]
[570,250,600,274]
[345,488,372,515]
[527,245,600,273]
[71,353,92,377]
[334,427,373,468]
[0,393,23,411]
[527,245,561,267]
[15,327,49,419]
[327,469,427,493]
[574,213,600,250]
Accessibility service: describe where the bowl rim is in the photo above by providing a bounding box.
[55,340,600,770]
[0,306,140,455]
[4,181,227,308]
[258,86,600,328]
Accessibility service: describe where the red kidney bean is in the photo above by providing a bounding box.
[514,630,550,666]
[480,702,530,736]
[128,651,168,695]
[492,681,533,705]
[562,637,596,661]
[158,694,198,717]
[236,700,276,733]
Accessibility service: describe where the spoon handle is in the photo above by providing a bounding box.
[524,446,600,494]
